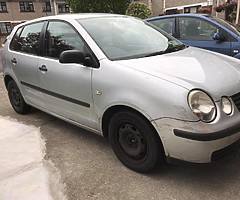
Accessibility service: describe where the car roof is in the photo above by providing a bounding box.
[42,13,123,20]
[147,13,210,21]
[19,13,126,26]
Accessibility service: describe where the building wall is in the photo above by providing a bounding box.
[0,0,50,22]
[152,0,163,16]
[137,0,215,16]
[0,0,69,46]
[134,0,163,16]
[0,0,69,22]
[165,0,210,8]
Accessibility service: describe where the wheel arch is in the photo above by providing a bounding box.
[102,105,154,138]
[4,74,14,89]
[101,104,166,160]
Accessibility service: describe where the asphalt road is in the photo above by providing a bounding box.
[0,48,3,73]
[1,77,240,200]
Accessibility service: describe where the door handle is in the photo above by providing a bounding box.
[11,58,17,64]
[39,65,48,72]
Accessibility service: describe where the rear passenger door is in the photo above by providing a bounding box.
[177,17,231,55]
[37,20,95,127]
[9,21,45,107]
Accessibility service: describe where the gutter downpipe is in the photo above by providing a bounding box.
[163,0,166,14]
[236,0,240,25]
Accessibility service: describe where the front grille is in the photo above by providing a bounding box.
[231,92,240,111]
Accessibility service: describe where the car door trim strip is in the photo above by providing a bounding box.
[21,81,90,108]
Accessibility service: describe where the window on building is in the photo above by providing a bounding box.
[184,6,200,14]
[45,21,87,59]
[58,3,70,13]
[179,17,218,41]
[0,22,12,35]
[0,2,7,12]
[165,9,179,15]
[43,1,51,12]
[19,1,34,12]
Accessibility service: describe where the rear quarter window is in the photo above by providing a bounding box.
[10,27,23,51]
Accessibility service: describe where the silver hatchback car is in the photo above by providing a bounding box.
[2,14,240,172]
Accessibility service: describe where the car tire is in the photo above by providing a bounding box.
[7,80,31,114]
[108,110,164,173]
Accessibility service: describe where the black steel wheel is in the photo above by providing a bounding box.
[109,110,164,173]
[7,80,31,114]
[118,123,147,161]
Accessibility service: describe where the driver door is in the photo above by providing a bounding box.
[177,17,231,56]
[37,20,94,127]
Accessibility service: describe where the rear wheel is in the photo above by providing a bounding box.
[108,111,164,173]
[7,80,31,114]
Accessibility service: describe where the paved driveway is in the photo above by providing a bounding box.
[1,76,240,200]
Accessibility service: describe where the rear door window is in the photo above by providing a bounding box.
[150,18,175,36]
[10,22,44,55]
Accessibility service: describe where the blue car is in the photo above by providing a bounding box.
[147,14,240,58]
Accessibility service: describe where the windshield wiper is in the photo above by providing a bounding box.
[143,44,187,58]
[165,44,187,53]
[143,51,165,57]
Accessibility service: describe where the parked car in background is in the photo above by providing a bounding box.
[2,14,240,173]
[147,14,240,59]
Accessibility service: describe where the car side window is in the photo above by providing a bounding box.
[15,22,44,55]
[10,27,23,51]
[45,21,87,59]
[150,18,175,36]
[221,30,234,42]
[179,17,218,41]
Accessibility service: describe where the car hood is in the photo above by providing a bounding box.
[115,47,240,101]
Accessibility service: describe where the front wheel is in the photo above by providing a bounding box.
[108,111,164,173]
[7,80,31,114]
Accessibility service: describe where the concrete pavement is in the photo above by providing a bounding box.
[0,48,3,73]
[1,76,240,200]
[0,116,67,200]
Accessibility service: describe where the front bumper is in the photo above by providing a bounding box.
[174,122,240,141]
[152,117,240,163]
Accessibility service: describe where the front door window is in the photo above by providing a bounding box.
[179,17,218,41]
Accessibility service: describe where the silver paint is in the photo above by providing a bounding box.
[3,14,240,163]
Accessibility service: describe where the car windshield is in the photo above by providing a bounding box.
[78,17,185,60]
[208,16,240,37]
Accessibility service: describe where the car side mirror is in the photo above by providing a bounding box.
[59,50,94,67]
[212,32,225,42]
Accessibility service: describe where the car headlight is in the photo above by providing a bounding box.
[188,90,216,122]
[221,96,232,115]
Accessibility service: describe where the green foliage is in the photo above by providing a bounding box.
[126,2,152,19]
[215,1,237,22]
[67,0,130,14]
